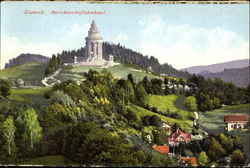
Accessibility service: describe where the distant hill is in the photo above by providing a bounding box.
[202,66,250,88]
[181,59,249,74]
[5,53,50,68]
[55,42,191,79]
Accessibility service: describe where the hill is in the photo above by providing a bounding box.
[54,42,190,79]
[181,59,249,74]
[202,66,249,88]
[55,64,162,84]
[0,63,47,86]
[5,53,50,68]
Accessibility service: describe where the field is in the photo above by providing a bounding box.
[0,63,47,86]
[129,94,195,132]
[145,94,193,120]
[9,88,49,101]
[129,105,193,132]
[56,64,160,83]
[21,155,67,166]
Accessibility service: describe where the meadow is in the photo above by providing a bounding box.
[56,64,161,83]
[0,63,47,86]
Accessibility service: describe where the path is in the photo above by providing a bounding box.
[41,68,61,87]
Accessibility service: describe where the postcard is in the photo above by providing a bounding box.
[0,1,249,167]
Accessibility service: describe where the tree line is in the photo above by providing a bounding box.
[44,42,190,78]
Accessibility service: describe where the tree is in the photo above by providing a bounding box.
[217,133,233,153]
[231,135,243,150]
[150,115,162,127]
[127,74,135,86]
[1,116,16,155]
[197,151,209,166]
[0,79,11,97]
[230,149,244,166]
[23,109,42,149]
[142,76,150,93]
[135,84,148,105]
[184,96,197,112]
[126,81,136,104]
[207,137,226,161]
[171,123,181,133]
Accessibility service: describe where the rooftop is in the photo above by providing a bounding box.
[224,114,248,122]
[152,145,169,155]
[167,129,192,143]
[180,157,198,167]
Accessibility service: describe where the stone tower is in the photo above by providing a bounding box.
[85,20,103,62]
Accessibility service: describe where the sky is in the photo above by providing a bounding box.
[1,2,249,69]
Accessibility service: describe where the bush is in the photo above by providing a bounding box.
[230,149,244,166]
[0,79,11,97]
[142,115,162,127]
[51,90,76,108]
[152,107,158,113]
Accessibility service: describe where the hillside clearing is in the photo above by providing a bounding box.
[145,94,194,120]
[0,63,47,86]
[128,104,193,132]
[9,88,49,101]
[56,64,161,83]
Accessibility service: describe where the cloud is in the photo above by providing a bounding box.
[0,23,90,69]
[138,16,249,69]
[111,33,128,45]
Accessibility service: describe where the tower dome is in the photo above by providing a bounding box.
[85,20,103,40]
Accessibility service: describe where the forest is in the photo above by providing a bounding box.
[0,67,249,166]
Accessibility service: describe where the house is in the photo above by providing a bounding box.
[152,145,169,155]
[167,129,192,146]
[180,157,198,167]
[162,122,171,134]
[224,114,248,131]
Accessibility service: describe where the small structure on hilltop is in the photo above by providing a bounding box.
[224,114,248,131]
[152,145,169,155]
[147,66,153,72]
[65,20,119,67]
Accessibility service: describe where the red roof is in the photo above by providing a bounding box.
[152,146,169,155]
[180,157,197,167]
[224,115,248,122]
[167,129,192,143]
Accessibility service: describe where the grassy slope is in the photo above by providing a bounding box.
[9,88,49,101]
[22,155,67,166]
[57,64,161,83]
[129,94,194,132]
[129,105,193,132]
[9,88,51,110]
[0,63,47,86]
[145,94,193,119]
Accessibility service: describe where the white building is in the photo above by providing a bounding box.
[66,20,118,67]
[224,114,248,131]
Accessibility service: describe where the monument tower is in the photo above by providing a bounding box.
[85,20,104,64]
[65,20,118,67]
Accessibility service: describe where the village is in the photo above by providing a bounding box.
[152,113,249,167]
